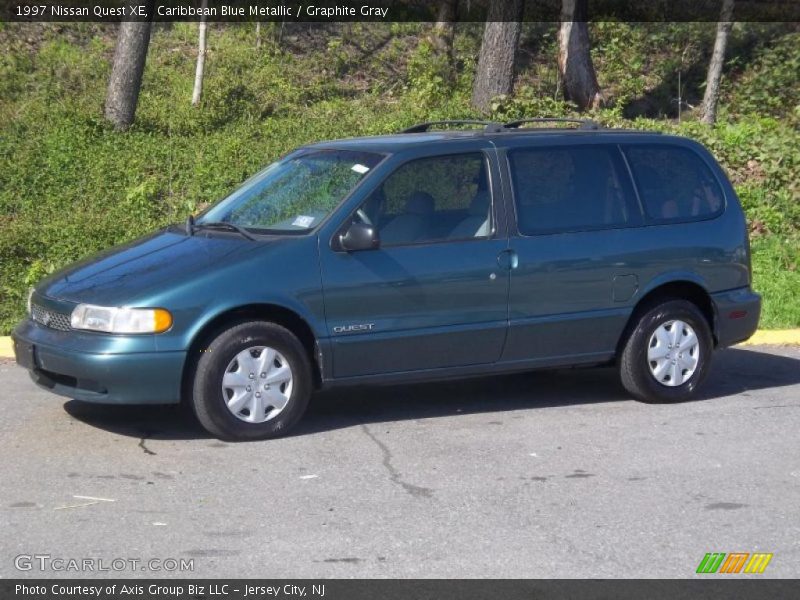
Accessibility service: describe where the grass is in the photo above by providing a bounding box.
[0,22,798,333]
[751,236,800,329]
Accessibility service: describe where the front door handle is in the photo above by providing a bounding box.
[497,249,519,270]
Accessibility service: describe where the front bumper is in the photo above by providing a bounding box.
[12,319,185,405]
[712,286,762,347]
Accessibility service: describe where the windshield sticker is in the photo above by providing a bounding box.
[292,215,315,228]
[351,163,370,174]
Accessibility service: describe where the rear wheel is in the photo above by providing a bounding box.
[619,300,713,403]
[191,321,312,440]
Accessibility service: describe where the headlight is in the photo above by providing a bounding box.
[26,288,34,314]
[70,304,173,334]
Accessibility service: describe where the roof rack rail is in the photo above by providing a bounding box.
[503,118,601,131]
[401,120,503,134]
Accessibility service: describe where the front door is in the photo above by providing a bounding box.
[319,148,510,378]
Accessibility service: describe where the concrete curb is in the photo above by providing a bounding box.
[736,329,800,346]
[0,337,14,358]
[1,330,799,360]
[0,337,13,358]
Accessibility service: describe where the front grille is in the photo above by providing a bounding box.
[31,304,72,331]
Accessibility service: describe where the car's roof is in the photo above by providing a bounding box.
[307,128,669,154]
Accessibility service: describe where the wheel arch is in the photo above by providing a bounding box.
[615,279,717,359]
[181,303,323,401]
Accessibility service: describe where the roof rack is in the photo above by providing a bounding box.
[400,120,503,134]
[503,118,600,130]
[399,117,611,136]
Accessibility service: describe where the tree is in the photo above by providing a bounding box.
[557,0,603,110]
[471,0,525,114]
[433,0,458,61]
[104,20,152,130]
[426,0,458,85]
[700,0,735,125]
[192,0,210,107]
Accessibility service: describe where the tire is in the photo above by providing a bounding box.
[619,299,713,403]
[191,321,312,440]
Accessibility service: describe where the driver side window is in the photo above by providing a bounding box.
[360,153,492,246]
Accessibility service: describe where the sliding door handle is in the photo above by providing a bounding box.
[497,249,519,270]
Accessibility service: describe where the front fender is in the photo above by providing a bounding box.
[179,296,325,352]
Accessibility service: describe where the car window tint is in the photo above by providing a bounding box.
[509,146,638,234]
[624,145,724,222]
[364,153,492,246]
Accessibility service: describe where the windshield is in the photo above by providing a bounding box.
[200,149,383,233]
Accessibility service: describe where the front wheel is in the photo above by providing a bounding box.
[619,300,713,403]
[191,321,312,440]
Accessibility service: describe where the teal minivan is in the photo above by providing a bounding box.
[12,120,761,440]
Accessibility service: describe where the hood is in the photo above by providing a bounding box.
[39,229,260,306]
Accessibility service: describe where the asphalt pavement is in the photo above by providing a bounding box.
[1,345,799,579]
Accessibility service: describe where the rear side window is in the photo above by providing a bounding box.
[624,145,724,222]
[509,146,639,235]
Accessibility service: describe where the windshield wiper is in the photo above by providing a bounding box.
[192,221,257,241]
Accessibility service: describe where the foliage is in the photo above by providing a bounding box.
[405,38,451,106]
[751,235,800,329]
[0,22,798,333]
[724,30,800,125]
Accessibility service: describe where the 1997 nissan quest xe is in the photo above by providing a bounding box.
[12,119,761,440]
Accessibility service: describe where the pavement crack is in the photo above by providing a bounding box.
[138,431,157,456]
[360,424,433,499]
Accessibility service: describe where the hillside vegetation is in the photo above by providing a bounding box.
[0,22,798,332]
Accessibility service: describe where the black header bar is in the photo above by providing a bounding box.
[4,579,800,600]
[2,0,800,23]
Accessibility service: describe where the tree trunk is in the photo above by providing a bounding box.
[470,0,524,114]
[431,0,458,83]
[433,0,457,50]
[104,20,152,130]
[192,0,209,107]
[700,0,735,125]
[557,0,603,110]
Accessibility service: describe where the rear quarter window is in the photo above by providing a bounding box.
[624,145,725,223]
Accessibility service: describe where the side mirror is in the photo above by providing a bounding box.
[339,222,380,252]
